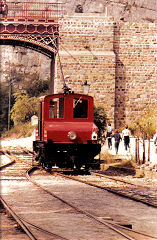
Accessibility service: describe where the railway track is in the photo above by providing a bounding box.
[49,168,157,208]
[0,147,69,240]
[27,168,157,240]
[1,147,157,240]
[0,147,32,178]
[1,146,157,207]
[84,171,157,207]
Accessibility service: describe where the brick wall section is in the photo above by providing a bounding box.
[114,22,157,127]
[55,14,116,123]
[55,14,157,127]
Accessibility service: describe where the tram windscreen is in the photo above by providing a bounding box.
[49,98,64,118]
[73,98,88,118]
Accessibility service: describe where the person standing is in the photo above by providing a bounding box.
[153,130,157,143]
[112,129,122,154]
[122,125,131,151]
[106,123,113,149]
[153,130,157,154]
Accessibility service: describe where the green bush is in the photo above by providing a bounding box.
[94,106,107,142]
[131,104,157,139]
[11,90,38,125]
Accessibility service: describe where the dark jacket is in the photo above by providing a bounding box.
[112,132,122,142]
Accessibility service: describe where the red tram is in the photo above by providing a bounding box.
[33,92,101,170]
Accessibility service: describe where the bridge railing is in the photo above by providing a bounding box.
[0,1,66,22]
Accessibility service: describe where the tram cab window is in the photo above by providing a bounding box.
[73,98,88,118]
[49,98,64,118]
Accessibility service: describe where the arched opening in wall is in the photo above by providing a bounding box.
[0,38,56,94]
[0,38,57,133]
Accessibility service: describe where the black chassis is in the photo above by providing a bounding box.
[33,140,101,169]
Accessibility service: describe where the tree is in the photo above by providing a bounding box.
[0,70,49,135]
[94,106,107,142]
[0,84,10,134]
[133,105,157,139]
[26,78,49,97]
[11,90,38,125]
[132,104,157,163]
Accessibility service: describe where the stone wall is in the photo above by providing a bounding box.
[114,22,157,127]
[55,14,157,127]
[0,13,156,128]
[55,14,116,123]
[0,46,51,83]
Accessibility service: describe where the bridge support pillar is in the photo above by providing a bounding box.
[50,56,55,94]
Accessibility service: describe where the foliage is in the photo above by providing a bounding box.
[0,84,8,135]
[11,90,38,125]
[94,106,107,142]
[1,121,36,139]
[6,71,49,97]
[131,104,157,139]
[24,74,49,97]
[0,71,49,135]
[0,81,16,135]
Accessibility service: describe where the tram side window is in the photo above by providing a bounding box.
[49,98,64,118]
[73,98,88,118]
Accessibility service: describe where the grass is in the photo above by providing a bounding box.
[1,122,36,139]
[100,151,118,164]
[100,150,138,168]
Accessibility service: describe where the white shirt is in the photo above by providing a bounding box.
[153,133,157,142]
[107,126,113,133]
[122,128,131,137]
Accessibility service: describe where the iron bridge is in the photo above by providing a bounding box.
[0,1,66,56]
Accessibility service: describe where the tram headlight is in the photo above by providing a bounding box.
[68,131,77,140]
[92,131,97,140]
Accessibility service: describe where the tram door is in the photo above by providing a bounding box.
[39,102,44,141]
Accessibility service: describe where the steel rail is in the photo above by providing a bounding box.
[56,171,157,208]
[2,147,157,208]
[2,147,33,167]
[0,158,15,170]
[54,172,157,240]
[17,215,69,240]
[90,170,152,188]
[2,148,156,239]
[103,219,157,239]
[0,196,37,240]
[0,178,26,181]
[26,168,141,240]
[0,149,69,240]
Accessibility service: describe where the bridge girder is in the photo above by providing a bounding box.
[0,21,59,57]
[0,33,58,57]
